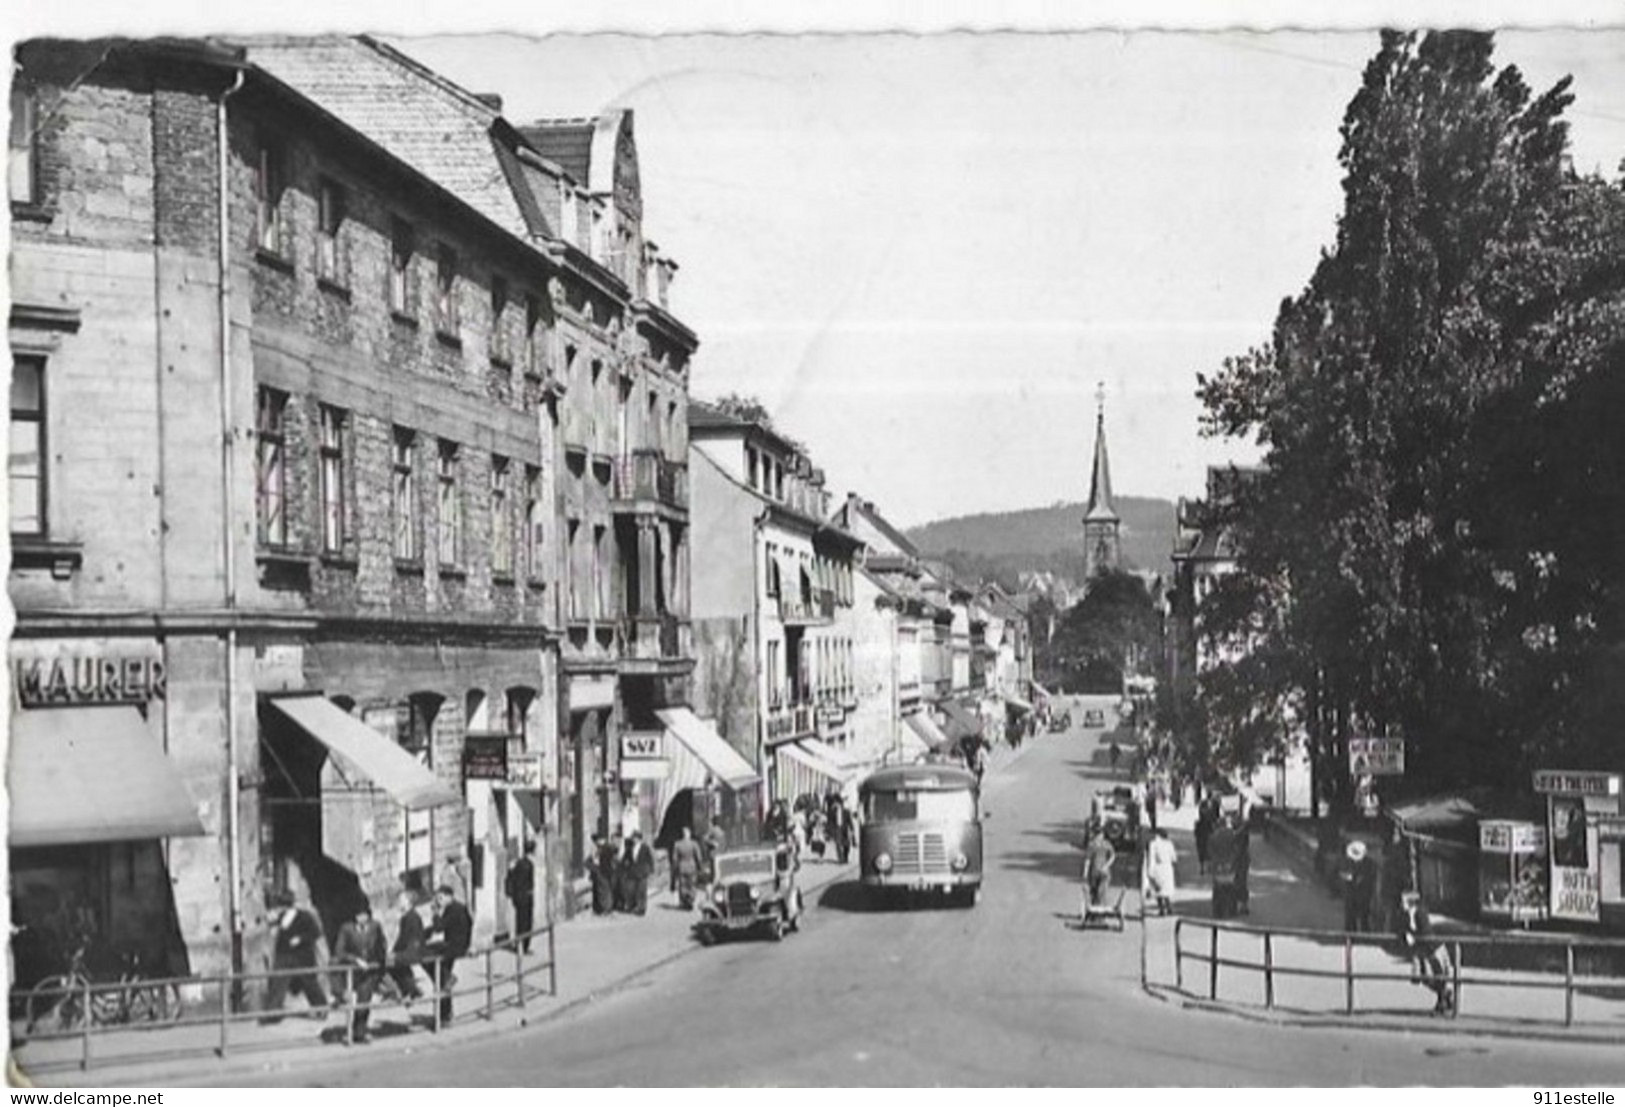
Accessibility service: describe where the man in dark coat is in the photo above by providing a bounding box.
[1194,798,1217,873]
[1344,841,1378,932]
[1233,814,1252,915]
[505,841,536,953]
[262,890,327,1020]
[386,889,426,1003]
[1399,890,1454,1014]
[1208,818,1239,918]
[669,826,703,909]
[586,833,617,915]
[424,885,472,1026]
[331,900,388,1043]
[615,833,638,913]
[827,792,853,865]
[625,831,656,916]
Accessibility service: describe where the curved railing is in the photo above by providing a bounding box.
[1169,916,1625,1027]
[9,922,557,1074]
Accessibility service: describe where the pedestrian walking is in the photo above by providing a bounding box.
[587,833,617,915]
[386,889,426,1004]
[1208,817,1240,918]
[1109,740,1121,774]
[261,890,328,1021]
[424,884,472,1026]
[1233,814,1252,916]
[1398,890,1455,1015]
[330,899,388,1043]
[700,823,726,887]
[808,807,828,861]
[505,840,536,952]
[670,826,703,909]
[828,794,853,865]
[1343,840,1378,933]
[1194,798,1217,874]
[1142,828,1178,916]
[1077,828,1117,914]
[625,830,655,915]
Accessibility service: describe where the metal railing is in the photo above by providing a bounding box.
[1169,916,1625,1027]
[10,921,558,1073]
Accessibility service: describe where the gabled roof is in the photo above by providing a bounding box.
[241,36,531,241]
[520,119,596,187]
[839,494,920,559]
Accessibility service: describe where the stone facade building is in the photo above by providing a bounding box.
[6,35,697,992]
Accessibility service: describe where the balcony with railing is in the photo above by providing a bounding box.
[765,700,815,744]
[611,449,688,513]
[777,587,835,627]
[620,612,692,670]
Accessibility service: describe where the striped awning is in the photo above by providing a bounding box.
[775,740,850,802]
[268,695,460,810]
[903,711,954,753]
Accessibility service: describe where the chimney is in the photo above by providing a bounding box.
[475,92,504,113]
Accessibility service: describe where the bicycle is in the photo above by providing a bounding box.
[25,943,181,1033]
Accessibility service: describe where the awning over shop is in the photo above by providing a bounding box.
[9,706,207,847]
[895,721,934,761]
[1002,693,1035,713]
[939,700,983,742]
[775,740,851,801]
[799,736,863,772]
[268,695,460,810]
[1030,681,1053,699]
[903,711,954,753]
[656,708,760,789]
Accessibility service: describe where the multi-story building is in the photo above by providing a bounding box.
[834,495,958,760]
[688,402,865,812]
[5,35,700,993]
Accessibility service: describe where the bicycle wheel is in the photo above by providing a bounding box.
[129,981,180,1022]
[26,975,86,1034]
[90,977,128,1025]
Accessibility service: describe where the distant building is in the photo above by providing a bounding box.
[1081,389,1121,585]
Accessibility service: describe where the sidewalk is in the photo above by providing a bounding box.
[12,856,860,1087]
[1140,802,1625,1044]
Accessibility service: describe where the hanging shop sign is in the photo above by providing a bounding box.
[620,732,663,760]
[506,753,545,790]
[1347,737,1404,777]
[463,733,510,781]
[14,655,167,708]
[1532,771,1622,799]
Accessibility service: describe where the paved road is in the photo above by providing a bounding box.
[232,699,1625,1086]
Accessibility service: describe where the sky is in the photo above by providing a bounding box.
[6,4,1625,528]
[392,29,1625,526]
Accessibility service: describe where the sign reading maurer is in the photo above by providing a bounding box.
[14,656,167,708]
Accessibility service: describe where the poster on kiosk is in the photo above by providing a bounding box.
[1532,770,1622,923]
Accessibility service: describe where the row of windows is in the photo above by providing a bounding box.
[763,635,855,709]
[762,542,855,606]
[253,140,551,375]
[255,386,545,579]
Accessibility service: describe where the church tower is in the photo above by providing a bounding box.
[1081,383,1121,584]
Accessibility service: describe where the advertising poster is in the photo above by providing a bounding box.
[1348,736,1405,776]
[1535,770,1621,923]
[1478,820,1548,922]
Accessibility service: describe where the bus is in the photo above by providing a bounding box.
[858,763,983,907]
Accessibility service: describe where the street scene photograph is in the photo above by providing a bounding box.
[7,4,1625,1089]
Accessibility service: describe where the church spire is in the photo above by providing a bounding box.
[1081,382,1122,584]
[1084,382,1118,523]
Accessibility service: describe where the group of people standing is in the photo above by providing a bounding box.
[584,827,661,916]
[768,790,857,865]
[263,883,472,1043]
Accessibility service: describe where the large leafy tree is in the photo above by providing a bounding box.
[1039,570,1161,694]
[1195,30,1625,799]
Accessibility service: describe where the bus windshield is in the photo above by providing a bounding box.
[866,788,976,824]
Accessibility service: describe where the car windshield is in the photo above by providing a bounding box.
[717,853,775,879]
[866,788,976,823]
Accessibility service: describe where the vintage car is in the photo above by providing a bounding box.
[1082,707,1107,728]
[1094,784,1141,846]
[1047,711,1072,733]
[694,843,803,945]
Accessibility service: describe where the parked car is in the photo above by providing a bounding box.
[1048,711,1072,733]
[695,843,803,945]
[1082,708,1106,728]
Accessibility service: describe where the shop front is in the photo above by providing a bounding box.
[1533,770,1624,928]
[653,707,760,849]
[9,690,206,990]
